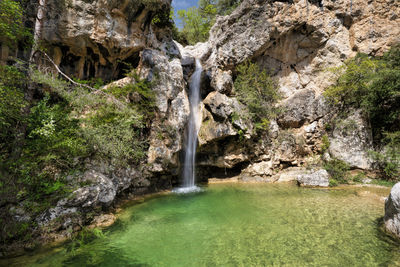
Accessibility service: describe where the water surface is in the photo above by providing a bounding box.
[4,183,400,266]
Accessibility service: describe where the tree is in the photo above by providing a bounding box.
[234,61,280,131]
[176,0,242,45]
[199,0,241,15]
[11,0,47,159]
[177,4,216,45]
[0,0,30,46]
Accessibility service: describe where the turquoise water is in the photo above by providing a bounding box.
[3,183,400,266]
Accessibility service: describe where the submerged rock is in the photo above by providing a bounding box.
[297,169,330,187]
[384,183,400,238]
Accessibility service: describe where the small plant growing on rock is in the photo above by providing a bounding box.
[320,135,330,154]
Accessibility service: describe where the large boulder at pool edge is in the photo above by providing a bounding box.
[384,183,400,238]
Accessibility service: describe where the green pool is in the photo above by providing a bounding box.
[4,183,400,266]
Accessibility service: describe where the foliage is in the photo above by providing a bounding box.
[0,65,27,161]
[32,70,154,167]
[329,179,338,187]
[152,7,175,28]
[324,47,400,139]
[0,0,31,46]
[234,61,280,131]
[177,4,216,45]
[199,0,242,15]
[369,131,400,180]
[351,172,366,183]
[324,46,400,181]
[320,135,330,154]
[323,158,350,184]
[0,65,155,208]
[175,0,242,44]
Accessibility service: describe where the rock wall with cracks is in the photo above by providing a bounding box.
[180,0,400,180]
[32,0,172,81]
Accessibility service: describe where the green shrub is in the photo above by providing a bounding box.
[0,66,27,161]
[324,158,350,184]
[324,47,400,140]
[324,46,400,181]
[321,135,330,153]
[177,4,216,45]
[369,131,400,180]
[0,0,31,46]
[352,172,366,183]
[234,61,281,131]
[329,179,339,187]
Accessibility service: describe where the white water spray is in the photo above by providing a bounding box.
[174,59,203,194]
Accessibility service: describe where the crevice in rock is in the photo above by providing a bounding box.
[197,161,251,181]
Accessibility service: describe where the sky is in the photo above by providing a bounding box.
[171,0,199,28]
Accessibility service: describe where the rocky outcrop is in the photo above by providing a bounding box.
[180,0,399,180]
[37,0,172,81]
[384,183,400,238]
[328,110,373,169]
[37,171,117,227]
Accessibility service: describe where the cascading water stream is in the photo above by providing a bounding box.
[175,58,203,193]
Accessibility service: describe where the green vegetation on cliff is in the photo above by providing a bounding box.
[0,0,31,46]
[234,61,280,131]
[0,0,158,244]
[325,46,400,180]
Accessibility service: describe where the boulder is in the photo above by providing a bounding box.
[329,110,373,170]
[384,183,400,238]
[272,167,310,183]
[37,171,117,226]
[242,161,274,177]
[297,169,330,187]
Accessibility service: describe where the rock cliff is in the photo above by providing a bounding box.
[181,0,399,178]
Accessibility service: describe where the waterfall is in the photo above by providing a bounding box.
[174,59,202,193]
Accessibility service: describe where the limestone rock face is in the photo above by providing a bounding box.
[297,169,330,187]
[139,48,190,173]
[385,183,400,238]
[329,110,373,169]
[37,171,116,226]
[183,0,399,179]
[41,0,172,80]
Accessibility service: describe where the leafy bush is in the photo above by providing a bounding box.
[323,158,350,184]
[175,0,242,45]
[0,0,31,46]
[369,131,400,180]
[0,65,27,161]
[177,4,216,45]
[324,46,400,180]
[320,135,330,154]
[234,61,280,131]
[324,47,400,140]
[33,70,155,167]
